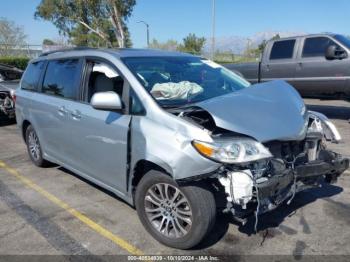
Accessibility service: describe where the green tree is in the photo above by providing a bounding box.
[42,38,56,45]
[258,40,267,53]
[258,33,281,53]
[178,33,206,54]
[0,18,27,56]
[34,0,136,48]
[149,39,179,51]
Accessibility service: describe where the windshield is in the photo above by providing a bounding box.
[334,35,350,49]
[122,56,250,107]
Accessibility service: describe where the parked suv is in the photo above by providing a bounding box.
[16,48,349,249]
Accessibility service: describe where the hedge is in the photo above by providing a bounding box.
[0,57,30,70]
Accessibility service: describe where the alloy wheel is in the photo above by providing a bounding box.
[28,130,41,161]
[144,183,193,239]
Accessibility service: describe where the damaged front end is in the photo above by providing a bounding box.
[0,90,15,119]
[216,122,349,224]
[172,89,349,229]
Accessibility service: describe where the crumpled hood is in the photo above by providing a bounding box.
[196,80,308,142]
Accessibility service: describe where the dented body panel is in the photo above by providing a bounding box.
[130,115,221,181]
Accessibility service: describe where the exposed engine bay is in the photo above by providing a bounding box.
[0,90,15,119]
[172,105,349,230]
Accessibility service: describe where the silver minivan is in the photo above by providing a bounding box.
[16,48,349,249]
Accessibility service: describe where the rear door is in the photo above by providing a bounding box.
[65,59,131,194]
[260,39,298,85]
[293,36,348,96]
[17,60,46,123]
[29,58,83,164]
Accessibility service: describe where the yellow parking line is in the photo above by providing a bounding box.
[0,160,144,256]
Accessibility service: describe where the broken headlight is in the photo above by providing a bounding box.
[192,138,272,164]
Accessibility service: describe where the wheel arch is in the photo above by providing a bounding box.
[21,120,32,142]
[130,159,173,201]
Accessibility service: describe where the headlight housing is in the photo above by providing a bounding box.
[192,138,272,164]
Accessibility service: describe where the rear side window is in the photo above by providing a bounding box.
[42,59,81,100]
[302,37,338,58]
[270,40,296,60]
[21,61,45,91]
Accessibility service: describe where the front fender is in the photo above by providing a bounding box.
[130,116,221,180]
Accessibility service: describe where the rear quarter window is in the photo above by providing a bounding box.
[269,40,296,60]
[21,61,45,91]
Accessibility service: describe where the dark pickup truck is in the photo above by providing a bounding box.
[226,33,350,99]
[0,64,22,119]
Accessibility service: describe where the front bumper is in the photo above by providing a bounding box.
[220,150,349,217]
[296,153,349,181]
[258,153,349,197]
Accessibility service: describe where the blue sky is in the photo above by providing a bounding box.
[1,0,350,47]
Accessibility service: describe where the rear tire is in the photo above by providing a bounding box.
[25,125,50,167]
[135,170,216,249]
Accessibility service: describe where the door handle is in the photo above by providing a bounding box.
[71,110,81,120]
[297,62,303,70]
[58,106,68,115]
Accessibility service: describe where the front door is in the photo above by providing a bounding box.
[293,36,349,96]
[67,60,131,194]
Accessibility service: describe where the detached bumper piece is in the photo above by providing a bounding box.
[255,170,294,214]
[296,151,349,183]
[259,150,348,211]
[221,149,349,225]
[256,170,293,199]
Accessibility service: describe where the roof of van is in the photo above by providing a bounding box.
[37,48,195,60]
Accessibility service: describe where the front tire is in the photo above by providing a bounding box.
[135,171,216,249]
[25,125,50,167]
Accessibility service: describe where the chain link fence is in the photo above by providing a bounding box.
[0,43,75,58]
[0,44,43,58]
[0,44,261,64]
[212,52,260,64]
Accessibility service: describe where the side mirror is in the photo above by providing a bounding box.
[91,91,123,111]
[325,45,347,60]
